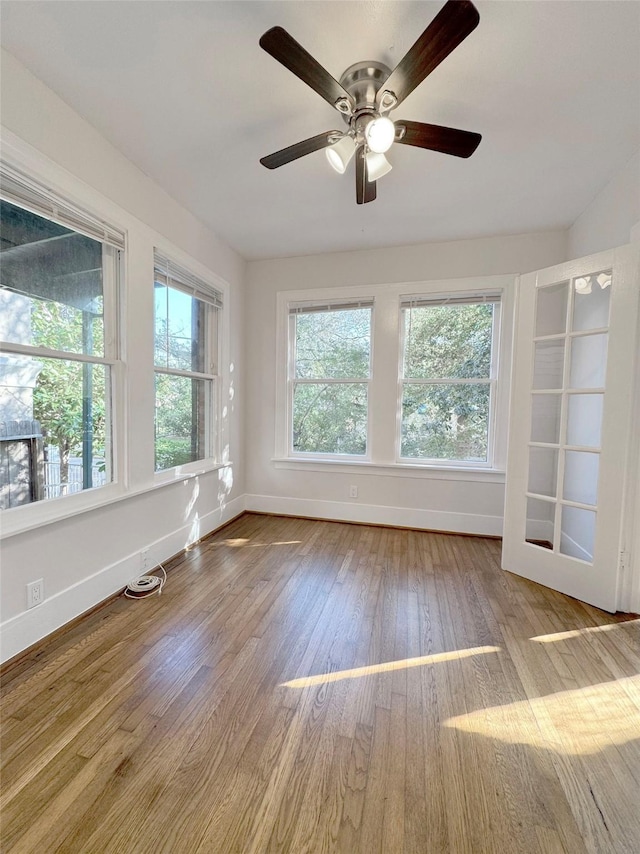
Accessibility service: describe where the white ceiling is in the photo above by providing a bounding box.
[1,1,639,260]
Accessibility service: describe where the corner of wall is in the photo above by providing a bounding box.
[567,150,640,259]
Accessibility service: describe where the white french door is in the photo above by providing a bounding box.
[502,245,639,612]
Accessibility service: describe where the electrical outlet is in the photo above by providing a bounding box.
[349,485,358,498]
[27,579,44,609]
[141,549,150,571]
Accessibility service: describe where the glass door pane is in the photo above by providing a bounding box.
[530,393,562,444]
[524,271,614,564]
[535,281,569,336]
[571,271,611,331]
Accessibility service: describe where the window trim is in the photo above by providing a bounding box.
[275,276,515,477]
[152,250,223,476]
[396,294,502,468]
[286,300,374,460]
[0,193,124,519]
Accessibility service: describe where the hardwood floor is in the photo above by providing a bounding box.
[1,513,639,853]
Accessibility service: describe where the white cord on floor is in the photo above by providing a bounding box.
[124,563,167,599]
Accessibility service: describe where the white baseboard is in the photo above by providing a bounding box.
[2,493,504,664]
[244,493,503,537]
[0,496,245,665]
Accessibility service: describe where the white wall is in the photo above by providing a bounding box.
[568,150,640,258]
[245,231,567,535]
[0,49,246,662]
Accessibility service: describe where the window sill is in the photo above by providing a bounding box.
[271,457,505,483]
[0,461,233,539]
[153,459,229,486]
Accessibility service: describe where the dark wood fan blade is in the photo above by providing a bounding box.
[260,27,354,113]
[377,1,479,109]
[260,131,342,169]
[395,120,481,157]
[355,146,377,204]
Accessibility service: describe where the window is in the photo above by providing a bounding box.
[0,166,122,510]
[400,295,500,464]
[153,252,221,471]
[289,301,373,456]
[277,282,509,475]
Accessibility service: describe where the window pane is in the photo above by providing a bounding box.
[154,284,209,373]
[530,393,562,444]
[154,284,168,366]
[0,355,111,508]
[403,303,494,379]
[401,383,489,461]
[295,308,371,379]
[0,200,105,356]
[293,383,367,455]
[569,333,608,389]
[563,450,599,506]
[535,282,568,337]
[571,271,611,332]
[155,374,209,470]
[532,340,564,389]
[560,505,596,562]
[527,446,558,498]
[526,496,555,550]
[566,394,603,448]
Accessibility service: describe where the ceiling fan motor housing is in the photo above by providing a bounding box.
[338,61,392,125]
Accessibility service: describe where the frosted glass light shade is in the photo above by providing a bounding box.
[365,151,392,181]
[326,136,356,173]
[364,116,395,153]
[574,276,592,295]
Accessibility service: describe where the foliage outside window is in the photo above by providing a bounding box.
[0,197,120,510]
[400,297,500,464]
[153,253,221,471]
[290,302,372,456]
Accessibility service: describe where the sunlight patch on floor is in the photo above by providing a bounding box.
[280,645,502,688]
[221,538,302,548]
[530,619,640,643]
[443,676,640,755]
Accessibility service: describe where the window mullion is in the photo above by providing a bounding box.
[0,341,114,366]
[293,377,369,384]
[402,377,492,385]
[154,366,216,381]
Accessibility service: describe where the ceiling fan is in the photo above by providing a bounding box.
[259,0,482,204]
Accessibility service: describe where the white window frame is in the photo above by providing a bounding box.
[286,299,374,461]
[152,251,222,476]
[397,293,502,469]
[0,164,125,533]
[274,277,514,482]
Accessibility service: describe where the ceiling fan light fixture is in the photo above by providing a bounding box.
[326,135,356,173]
[364,116,395,153]
[574,276,592,295]
[259,1,483,203]
[365,150,393,181]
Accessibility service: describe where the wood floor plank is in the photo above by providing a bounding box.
[2,513,639,853]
